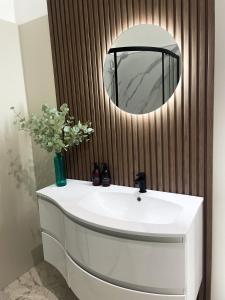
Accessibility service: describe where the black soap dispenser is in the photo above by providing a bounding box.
[91,163,101,186]
[101,163,111,187]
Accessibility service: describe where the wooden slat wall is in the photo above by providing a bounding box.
[47,0,215,299]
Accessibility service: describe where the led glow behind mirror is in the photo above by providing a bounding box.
[103,25,182,115]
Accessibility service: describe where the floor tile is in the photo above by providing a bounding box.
[1,262,78,300]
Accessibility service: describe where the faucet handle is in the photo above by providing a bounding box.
[135,172,147,193]
[136,172,146,180]
[134,172,146,185]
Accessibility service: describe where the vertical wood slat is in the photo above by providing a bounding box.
[154,2,163,191]
[205,0,215,299]
[73,0,90,179]
[47,0,214,299]
[54,1,74,178]
[64,1,80,180]
[105,0,118,184]
[120,0,129,187]
[79,0,95,174]
[190,0,198,195]
[107,0,119,184]
[95,0,111,166]
[167,0,177,193]
[131,0,140,180]
[86,0,104,166]
[198,0,206,198]
[182,0,190,195]
[142,1,151,189]
[175,0,183,194]
[77,0,94,178]
[101,0,115,182]
[113,0,124,185]
[161,0,170,192]
[81,0,98,167]
[59,1,75,179]
[197,8,207,296]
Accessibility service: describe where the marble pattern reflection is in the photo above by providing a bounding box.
[0,262,78,300]
[104,44,180,114]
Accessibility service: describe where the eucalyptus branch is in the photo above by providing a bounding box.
[10,107,25,122]
[12,103,94,153]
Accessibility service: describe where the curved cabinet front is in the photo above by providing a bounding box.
[38,195,203,300]
[42,232,67,281]
[65,217,185,295]
[42,232,185,300]
[39,198,65,246]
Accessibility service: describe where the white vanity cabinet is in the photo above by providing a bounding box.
[64,217,185,295]
[37,180,203,300]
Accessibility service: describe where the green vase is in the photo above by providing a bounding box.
[54,152,67,187]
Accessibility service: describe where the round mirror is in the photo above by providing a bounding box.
[103,25,182,115]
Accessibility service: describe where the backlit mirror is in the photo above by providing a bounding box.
[103,25,182,115]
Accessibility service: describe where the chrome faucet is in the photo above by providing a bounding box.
[135,172,147,193]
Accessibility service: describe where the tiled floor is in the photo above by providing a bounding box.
[0,261,78,300]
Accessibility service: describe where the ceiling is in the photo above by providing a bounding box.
[0,0,47,24]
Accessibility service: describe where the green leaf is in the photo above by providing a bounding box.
[12,103,94,153]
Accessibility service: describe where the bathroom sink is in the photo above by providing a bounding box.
[77,191,182,225]
[37,179,203,237]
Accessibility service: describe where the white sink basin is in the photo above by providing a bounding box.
[78,191,182,225]
[37,180,203,237]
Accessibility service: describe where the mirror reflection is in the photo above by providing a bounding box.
[103,25,182,115]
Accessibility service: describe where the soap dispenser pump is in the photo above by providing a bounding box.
[91,162,101,186]
[101,163,111,187]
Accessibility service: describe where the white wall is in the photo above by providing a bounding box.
[19,16,56,189]
[14,0,47,25]
[0,19,42,289]
[211,0,225,299]
[0,0,15,23]
[0,0,56,288]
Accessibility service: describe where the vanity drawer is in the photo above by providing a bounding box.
[67,255,185,300]
[42,232,67,281]
[38,199,65,246]
[65,217,185,295]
